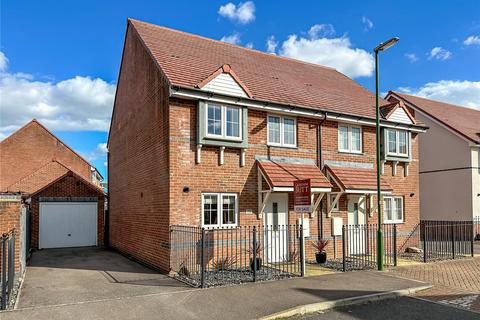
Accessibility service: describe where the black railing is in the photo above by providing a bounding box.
[170,225,303,288]
[340,223,397,272]
[474,216,480,241]
[1,229,16,310]
[399,220,474,262]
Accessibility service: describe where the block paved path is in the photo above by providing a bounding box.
[388,256,480,313]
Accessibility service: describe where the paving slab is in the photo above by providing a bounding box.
[3,270,428,320]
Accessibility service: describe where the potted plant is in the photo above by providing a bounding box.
[247,242,263,271]
[312,239,329,264]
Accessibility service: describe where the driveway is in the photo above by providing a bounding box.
[18,247,192,308]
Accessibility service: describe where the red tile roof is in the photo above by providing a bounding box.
[389,91,480,144]
[129,19,392,119]
[257,160,332,189]
[380,100,416,124]
[325,166,392,192]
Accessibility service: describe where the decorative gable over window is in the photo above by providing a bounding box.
[197,64,253,98]
[381,101,416,125]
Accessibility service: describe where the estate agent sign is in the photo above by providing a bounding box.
[294,179,311,213]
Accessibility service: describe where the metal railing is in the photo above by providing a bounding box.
[474,216,480,241]
[170,225,303,288]
[341,223,397,271]
[399,220,474,262]
[1,229,16,310]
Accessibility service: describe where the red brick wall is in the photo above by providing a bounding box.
[30,174,105,249]
[0,199,22,272]
[0,121,92,190]
[108,25,171,272]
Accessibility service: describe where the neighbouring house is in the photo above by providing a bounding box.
[108,18,427,273]
[387,91,480,221]
[0,119,106,271]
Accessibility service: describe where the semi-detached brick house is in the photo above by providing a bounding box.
[0,120,106,272]
[108,18,428,272]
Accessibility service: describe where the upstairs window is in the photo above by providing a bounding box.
[202,193,238,228]
[267,115,297,147]
[338,124,362,154]
[386,129,408,157]
[384,196,404,223]
[206,103,242,140]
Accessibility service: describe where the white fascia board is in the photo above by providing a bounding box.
[312,187,332,193]
[171,86,325,119]
[325,113,427,133]
[271,187,331,193]
[344,189,392,195]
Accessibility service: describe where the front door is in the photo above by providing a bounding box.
[264,193,288,263]
[347,196,366,255]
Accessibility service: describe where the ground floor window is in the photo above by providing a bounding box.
[384,196,404,223]
[202,193,238,228]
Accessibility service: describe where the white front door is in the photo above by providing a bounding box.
[347,196,366,255]
[264,193,288,263]
[39,202,98,249]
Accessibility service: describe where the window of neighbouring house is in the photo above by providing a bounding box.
[202,193,238,228]
[206,103,242,140]
[384,196,404,223]
[385,129,409,157]
[267,115,296,147]
[338,124,362,154]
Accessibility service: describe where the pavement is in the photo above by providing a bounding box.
[1,247,428,320]
[388,255,480,313]
[287,297,480,320]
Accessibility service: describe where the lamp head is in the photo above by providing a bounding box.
[375,37,399,52]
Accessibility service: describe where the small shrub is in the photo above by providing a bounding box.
[311,239,329,253]
[247,242,263,258]
[212,256,237,271]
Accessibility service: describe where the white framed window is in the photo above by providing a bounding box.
[202,193,238,228]
[206,103,242,140]
[384,196,404,223]
[385,129,409,157]
[267,115,297,147]
[328,194,340,212]
[338,124,362,154]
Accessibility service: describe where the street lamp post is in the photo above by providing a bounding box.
[374,37,399,271]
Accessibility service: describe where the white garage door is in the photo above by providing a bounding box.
[39,202,97,249]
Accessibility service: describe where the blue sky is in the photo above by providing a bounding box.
[1,0,480,180]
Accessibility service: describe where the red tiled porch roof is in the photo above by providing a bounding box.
[325,165,392,192]
[257,160,332,189]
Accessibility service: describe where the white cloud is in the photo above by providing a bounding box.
[308,24,335,38]
[464,35,480,46]
[266,35,277,54]
[245,42,254,49]
[362,16,373,31]
[278,26,374,78]
[0,52,8,72]
[398,80,480,110]
[0,52,115,140]
[428,47,452,60]
[86,143,108,161]
[404,53,419,63]
[218,1,255,24]
[220,33,241,45]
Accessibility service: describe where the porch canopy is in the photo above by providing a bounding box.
[324,165,393,215]
[257,160,332,217]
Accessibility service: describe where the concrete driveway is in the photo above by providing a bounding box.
[18,247,192,308]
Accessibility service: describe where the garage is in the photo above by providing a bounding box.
[39,202,98,249]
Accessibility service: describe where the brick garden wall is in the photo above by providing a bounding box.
[108,24,171,272]
[29,174,105,249]
[0,198,22,272]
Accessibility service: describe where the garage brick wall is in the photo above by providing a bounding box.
[30,174,105,249]
[108,25,171,272]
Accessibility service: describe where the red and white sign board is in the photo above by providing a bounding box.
[294,179,311,213]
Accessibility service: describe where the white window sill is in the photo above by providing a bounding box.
[267,143,298,149]
[338,150,363,155]
[205,135,243,142]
